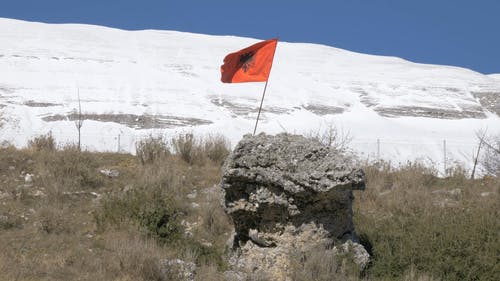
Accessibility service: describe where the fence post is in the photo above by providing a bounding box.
[443,139,447,176]
[377,138,380,161]
[117,133,121,153]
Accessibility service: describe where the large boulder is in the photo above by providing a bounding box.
[220,133,368,279]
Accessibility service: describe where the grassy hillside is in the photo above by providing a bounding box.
[0,135,498,280]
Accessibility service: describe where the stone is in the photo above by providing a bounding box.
[99,169,119,178]
[187,190,197,199]
[332,240,370,269]
[220,133,368,280]
[24,173,33,184]
[158,259,196,281]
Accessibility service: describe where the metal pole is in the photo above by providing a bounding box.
[471,133,485,180]
[253,80,269,135]
[443,139,447,176]
[117,134,121,152]
[252,38,278,136]
[377,138,380,160]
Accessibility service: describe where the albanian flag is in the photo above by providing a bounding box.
[220,38,278,83]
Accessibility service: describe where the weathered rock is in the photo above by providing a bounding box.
[332,240,371,269]
[220,133,368,280]
[158,259,196,281]
[24,173,33,184]
[99,169,119,178]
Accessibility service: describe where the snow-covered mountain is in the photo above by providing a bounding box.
[1,18,499,173]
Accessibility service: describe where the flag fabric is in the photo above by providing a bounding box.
[220,38,278,83]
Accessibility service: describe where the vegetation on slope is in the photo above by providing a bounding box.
[0,134,498,280]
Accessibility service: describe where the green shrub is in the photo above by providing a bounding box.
[96,187,182,245]
[135,196,182,245]
[184,239,227,271]
[96,187,228,270]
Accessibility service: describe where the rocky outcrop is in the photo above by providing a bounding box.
[220,133,368,280]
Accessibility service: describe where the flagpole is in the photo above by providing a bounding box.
[253,80,269,135]
[253,37,278,135]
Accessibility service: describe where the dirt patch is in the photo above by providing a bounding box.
[42,113,212,129]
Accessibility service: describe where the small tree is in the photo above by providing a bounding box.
[471,130,487,179]
[75,88,84,151]
[480,133,500,177]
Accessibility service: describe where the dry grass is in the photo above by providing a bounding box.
[135,135,171,165]
[171,133,202,165]
[290,246,361,281]
[0,136,498,281]
[171,133,231,166]
[0,134,230,280]
[27,132,56,152]
[354,161,500,281]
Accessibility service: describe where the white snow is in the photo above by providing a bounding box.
[1,18,499,175]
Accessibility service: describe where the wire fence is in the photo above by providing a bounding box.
[350,138,482,176]
[3,131,487,177]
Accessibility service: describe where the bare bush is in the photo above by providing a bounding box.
[203,134,231,165]
[27,132,56,151]
[306,122,352,153]
[481,133,500,177]
[172,133,202,164]
[135,135,171,164]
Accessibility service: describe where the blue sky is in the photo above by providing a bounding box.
[2,0,499,74]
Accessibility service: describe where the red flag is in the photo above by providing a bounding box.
[220,38,278,83]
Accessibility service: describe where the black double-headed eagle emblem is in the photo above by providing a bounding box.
[239,51,255,73]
